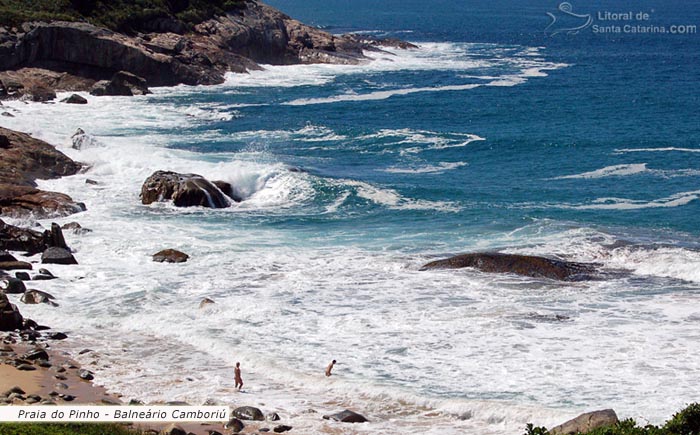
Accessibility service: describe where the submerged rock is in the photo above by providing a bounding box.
[420,252,597,281]
[62,94,88,104]
[322,410,368,423]
[140,170,231,208]
[550,409,619,435]
[21,289,57,306]
[153,249,189,263]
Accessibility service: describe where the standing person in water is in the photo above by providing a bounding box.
[325,360,336,377]
[234,362,243,390]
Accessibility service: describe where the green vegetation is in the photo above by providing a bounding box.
[0,422,144,435]
[0,0,246,32]
[525,404,700,435]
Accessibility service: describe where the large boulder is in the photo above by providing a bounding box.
[90,71,151,96]
[420,252,597,281]
[322,409,368,423]
[0,219,46,254]
[140,170,231,208]
[1,277,27,294]
[152,249,189,263]
[550,409,619,435]
[231,406,265,421]
[41,247,78,265]
[0,184,86,218]
[0,293,24,332]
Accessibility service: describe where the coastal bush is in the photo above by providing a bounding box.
[0,0,246,31]
[524,404,700,435]
[0,422,143,435]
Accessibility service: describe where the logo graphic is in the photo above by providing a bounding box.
[545,2,593,35]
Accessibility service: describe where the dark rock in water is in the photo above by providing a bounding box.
[153,249,189,263]
[71,128,103,150]
[0,261,32,270]
[232,406,265,421]
[199,297,215,308]
[45,222,68,250]
[212,180,243,202]
[41,247,78,265]
[420,252,597,281]
[322,410,368,423]
[27,85,56,102]
[1,277,26,294]
[62,94,88,104]
[141,170,231,208]
[48,332,68,340]
[21,289,57,306]
[85,179,99,185]
[90,71,151,96]
[15,272,30,281]
[38,268,54,277]
[32,273,56,281]
[0,219,46,254]
[0,251,16,262]
[79,369,94,381]
[16,364,35,371]
[0,292,24,331]
[62,222,92,235]
[225,418,245,433]
[273,425,292,433]
[22,348,49,361]
[550,409,619,435]
[268,412,281,421]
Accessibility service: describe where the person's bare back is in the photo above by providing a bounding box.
[325,359,336,377]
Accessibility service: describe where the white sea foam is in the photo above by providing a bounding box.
[384,162,468,174]
[615,147,700,154]
[553,163,649,179]
[573,190,700,210]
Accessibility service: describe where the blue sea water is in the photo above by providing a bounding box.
[2,1,700,433]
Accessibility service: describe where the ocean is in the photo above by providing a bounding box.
[1,0,699,433]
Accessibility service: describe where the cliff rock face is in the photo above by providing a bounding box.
[0,1,399,98]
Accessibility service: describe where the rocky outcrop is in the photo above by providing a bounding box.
[0,292,24,331]
[0,2,412,98]
[420,252,597,281]
[140,170,231,208]
[0,127,84,219]
[90,71,151,96]
[41,247,78,265]
[322,409,368,423]
[0,219,46,254]
[152,249,189,263]
[550,409,619,435]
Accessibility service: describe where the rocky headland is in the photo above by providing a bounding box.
[0,0,414,100]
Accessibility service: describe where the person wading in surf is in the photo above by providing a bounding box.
[234,362,243,390]
[325,359,336,377]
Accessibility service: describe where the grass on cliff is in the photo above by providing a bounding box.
[0,0,245,32]
[0,422,144,435]
[525,403,700,435]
